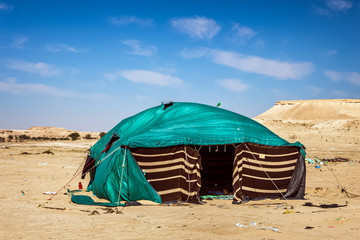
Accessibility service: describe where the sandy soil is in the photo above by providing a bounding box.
[0,141,359,239]
[1,99,360,239]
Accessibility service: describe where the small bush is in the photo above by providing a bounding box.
[84,134,92,139]
[18,134,31,142]
[68,132,80,141]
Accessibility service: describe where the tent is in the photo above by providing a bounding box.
[79,102,306,205]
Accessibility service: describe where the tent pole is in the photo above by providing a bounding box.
[117,146,127,205]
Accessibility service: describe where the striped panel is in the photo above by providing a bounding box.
[233,143,300,201]
[130,146,201,203]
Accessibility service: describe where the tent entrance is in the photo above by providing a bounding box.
[198,145,235,195]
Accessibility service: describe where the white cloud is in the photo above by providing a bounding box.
[0,2,14,11]
[180,48,211,58]
[347,72,360,86]
[105,70,183,87]
[252,38,266,49]
[212,50,314,80]
[46,44,85,53]
[232,23,257,44]
[170,16,221,40]
[324,70,360,86]
[103,72,118,82]
[315,0,352,16]
[121,39,156,57]
[12,37,28,49]
[307,85,324,95]
[121,70,183,87]
[218,79,249,92]
[0,78,70,96]
[109,16,153,27]
[182,48,314,80]
[6,60,61,76]
[315,7,332,16]
[327,0,352,11]
[324,70,341,81]
[0,78,108,99]
[332,89,348,97]
[326,49,338,56]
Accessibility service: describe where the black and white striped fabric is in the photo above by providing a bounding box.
[233,143,301,200]
[130,146,202,203]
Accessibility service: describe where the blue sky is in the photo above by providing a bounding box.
[0,0,359,131]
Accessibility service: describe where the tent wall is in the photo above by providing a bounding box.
[233,143,303,201]
[131,146,202,203]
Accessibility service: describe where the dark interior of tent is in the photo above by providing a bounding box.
[196,144,235,196]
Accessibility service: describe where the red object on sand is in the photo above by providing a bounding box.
[79,182,83,190]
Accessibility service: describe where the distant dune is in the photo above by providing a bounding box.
[255,99,360,121]
[253,99,360,160]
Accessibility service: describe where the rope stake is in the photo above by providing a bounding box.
[49,145,122,200]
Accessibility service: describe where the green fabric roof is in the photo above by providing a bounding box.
[90,102,302,158]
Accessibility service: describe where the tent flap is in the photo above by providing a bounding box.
[90,147,162,204]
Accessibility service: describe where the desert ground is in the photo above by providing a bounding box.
[1,99,360,240]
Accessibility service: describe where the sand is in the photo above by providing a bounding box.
[1,99,360,239]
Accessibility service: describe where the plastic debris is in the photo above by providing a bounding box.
[261,227,279,232]
[235,223,247,228]
[38,163,48,166]
[43,191,57,195]
[283,209,295,214]
[315,165,321,169]
[306,158,315,164]
[235,222,279,232]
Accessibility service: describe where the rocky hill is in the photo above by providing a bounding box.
[254,99,360,160]
[0,126,101,141]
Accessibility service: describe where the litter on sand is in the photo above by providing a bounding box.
[283,209,295,214]
[43,191,57,195]
[235,221,279,232]
[303,202,347,209]
[235,223,247,228]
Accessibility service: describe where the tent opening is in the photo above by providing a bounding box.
[198,145,235,195]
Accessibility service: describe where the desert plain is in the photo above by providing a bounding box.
[1,99,360,240]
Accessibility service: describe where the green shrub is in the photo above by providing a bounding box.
[68,132,80,141]
[84,134,92,139]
